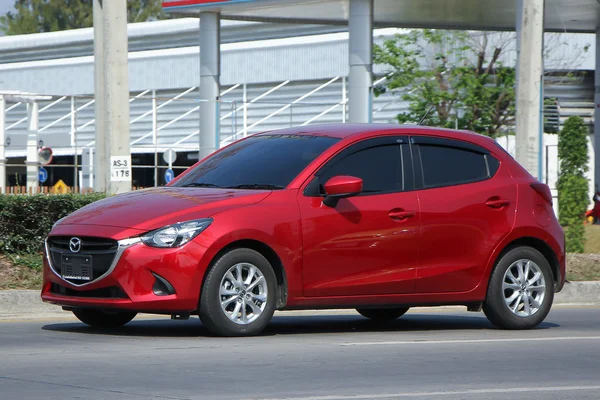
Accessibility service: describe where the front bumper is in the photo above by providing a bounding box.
[41,237,210,313]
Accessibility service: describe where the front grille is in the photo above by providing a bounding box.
[48,237,117,252]
[50,283,128,299]
[47,236,118,285]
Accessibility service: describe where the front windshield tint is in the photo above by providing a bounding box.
[173,134,340,189]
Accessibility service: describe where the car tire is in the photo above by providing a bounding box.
[199,248,277,337]
[356,307,409,321]
[483,246,554,330]
[72,309,137,328]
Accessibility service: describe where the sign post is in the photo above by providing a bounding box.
[165,168,174,184]
[38,167,48,184]
[163,149,177,185]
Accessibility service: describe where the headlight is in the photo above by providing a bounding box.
[141,218,213,248]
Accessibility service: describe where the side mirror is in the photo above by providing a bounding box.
[322,175,363,207]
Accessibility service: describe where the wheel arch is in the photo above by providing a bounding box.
[490,236,561,288]
[202,239,288,309]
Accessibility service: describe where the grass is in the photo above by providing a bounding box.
[0,254,43,290]
[584,225,600,253]
[1,226,600,290]
[565,225,600,281]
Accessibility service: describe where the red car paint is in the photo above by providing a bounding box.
[41,124,565,315]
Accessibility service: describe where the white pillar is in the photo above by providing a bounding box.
[199,12,221,159]
[93,0,131,194]
[0,95,5,193]
[93,0,106,192]
[26,102,39,193]
[594,27,600,187]
[348,0,373,124]
[515,0,544,178]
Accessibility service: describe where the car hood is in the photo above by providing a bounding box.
[58,187,272,232]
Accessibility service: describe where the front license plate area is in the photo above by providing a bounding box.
[62,255,93,281]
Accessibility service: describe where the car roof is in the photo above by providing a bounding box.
[256,123,497,148]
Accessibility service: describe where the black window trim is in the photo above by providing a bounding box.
[303,136,414,197]
[411,136,499,190]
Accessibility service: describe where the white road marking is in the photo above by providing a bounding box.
[341,336,600,346]
[246,385,600,400]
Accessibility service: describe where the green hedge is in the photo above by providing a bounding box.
[557,116,590,253]
[0,193,106,254]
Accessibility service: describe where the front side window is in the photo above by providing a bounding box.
[314,144,403,195]
[419,144,489,188]
[173,134,340,189]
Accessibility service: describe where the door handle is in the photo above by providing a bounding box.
[388,210,415,221]
[486,198,510,208]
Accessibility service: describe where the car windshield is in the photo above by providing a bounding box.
[172,134,340,189]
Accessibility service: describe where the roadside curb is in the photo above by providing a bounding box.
[1,281,598,320]
[555,281,600,304]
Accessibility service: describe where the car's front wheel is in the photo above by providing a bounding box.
[356,307,409,322]
[72,309,137,328]
[199,248,277,337]
[483,246,554,330]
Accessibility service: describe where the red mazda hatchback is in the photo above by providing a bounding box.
[42,124,565,336]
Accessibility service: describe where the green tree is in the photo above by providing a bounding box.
[557,116,589,253]
[0,0,165,35]
[373,30,515,138]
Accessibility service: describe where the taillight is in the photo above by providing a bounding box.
[530,182,553,206]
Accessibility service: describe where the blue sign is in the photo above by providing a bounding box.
[165,168,175,183]
[39,167,48,184]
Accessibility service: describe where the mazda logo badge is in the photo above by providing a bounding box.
[69,237,82,253]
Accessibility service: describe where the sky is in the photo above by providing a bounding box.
[0,0,13,36]
[0,0,12,15]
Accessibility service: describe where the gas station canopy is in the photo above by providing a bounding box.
[163,0,600,33]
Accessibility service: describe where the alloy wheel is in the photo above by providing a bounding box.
[219,263,268,325]
[502,259,546,318]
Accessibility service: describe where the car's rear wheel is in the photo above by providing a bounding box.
[483,246,554,330]
[199,248,277,337]
[356,307,409,321]
[72,309,137,328]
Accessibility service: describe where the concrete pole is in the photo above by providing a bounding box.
[199,12,221,159]
[0,95,5,193]
[594,27,600,187]
[93,0,132,194]
[93,0,106,192]
[514,0,544,178]
[26,102,39,193]
[348,0,373,124]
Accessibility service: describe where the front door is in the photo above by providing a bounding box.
[298,136,420,297]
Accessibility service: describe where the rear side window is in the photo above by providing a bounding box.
[318,144,402,194]
[419,144,489,188]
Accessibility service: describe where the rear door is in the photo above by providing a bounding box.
[412,136,517,293]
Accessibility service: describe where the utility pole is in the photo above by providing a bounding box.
[93,0,132,194]
[348,0,374,123]
[199,12,221,159]
[514,0,544,178]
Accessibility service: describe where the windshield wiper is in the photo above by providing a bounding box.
[227,184,284,190]
[180,183,224,188]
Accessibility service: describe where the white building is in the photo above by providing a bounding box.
[0,18,596,194]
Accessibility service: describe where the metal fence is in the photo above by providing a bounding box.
[1,78,364,189]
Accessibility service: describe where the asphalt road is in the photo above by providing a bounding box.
[1,306,599,400]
